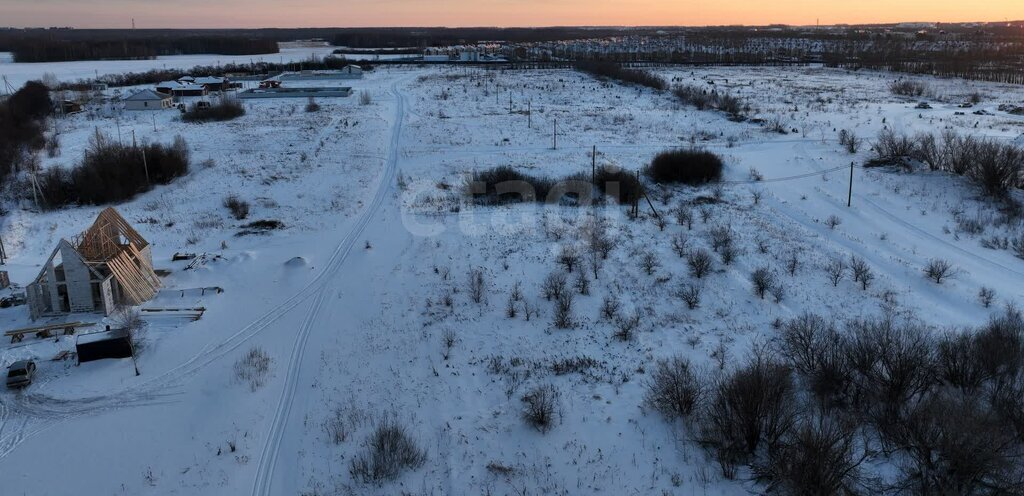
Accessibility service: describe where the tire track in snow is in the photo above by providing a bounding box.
[249,80,406,496]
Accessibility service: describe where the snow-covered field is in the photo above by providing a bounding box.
[0,64,1023,495]
[0,45,339,89]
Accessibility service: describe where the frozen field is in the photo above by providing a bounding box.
[0,64,1022,495]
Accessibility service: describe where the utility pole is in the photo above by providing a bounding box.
[591,145,596,185]
[0,235,7,265]
[552,119,557,149]
[527,101,531,128]
[508,92,512,113]
[847,162,854,207]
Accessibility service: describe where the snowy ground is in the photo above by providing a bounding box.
[0,64,1023,495]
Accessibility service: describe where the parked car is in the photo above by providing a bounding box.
[6,360,36,388]
[0,293,26,308]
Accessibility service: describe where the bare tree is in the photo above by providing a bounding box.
[850,256,874,290]
[553,292,574,329]
[688,249,714,279]
[978,286,996,308]
[468,268,486,304]
[522,384,560,433]
[557,245,581,273]
[825,258,846,287]
[671,233,689,257]
[613,312,641,341]
[600,294,621,321]
[640,251,660,275]
[924,259,956,284]
[751,267,777,299]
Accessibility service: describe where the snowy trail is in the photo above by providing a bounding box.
[250,80,406,496]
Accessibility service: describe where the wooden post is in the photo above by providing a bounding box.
[528,101,531,128]
[509,92,512,113]
[0,235,6,265]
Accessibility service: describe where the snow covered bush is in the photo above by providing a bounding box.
[350,415,427,483]
[234,346,272,392]
[522,384,561,433]
[645,149,724,185]
[777,314,852,405]
[613,312,641,341]
[750,267,777,299]
[304,96,320,112]
[552,292,574,329]
[645,356,703,419]
[679,283,702,310]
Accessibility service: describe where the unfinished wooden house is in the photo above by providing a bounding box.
[26,208,160,320]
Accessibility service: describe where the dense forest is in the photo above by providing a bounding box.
[0,30,280,61]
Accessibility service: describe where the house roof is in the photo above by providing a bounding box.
[125,89,170,102]
[156,80,185,88]
[173,85,207,92]
[194,76,225,84]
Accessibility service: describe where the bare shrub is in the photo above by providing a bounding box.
[645,356,703,419]
[468,268,486,303]
[750,267,777,299]
[978,286,996,308]
[574,271,590,295]
[350,415,427,483]
[778,314,852,405]
[557,244,580,272]
[849,256,873,290]
[825,258,846,287]
[923,258,956,284]
[541,271,568,301]
[680,284,702,310]
[639,251,660,275]
[600,294,620,321]
[825,214,842,230]
[223,195,250,220]
[785,252,801,276]
[325,403,365,444]
[709,225,735,253]
[234,346,272,391]
[675,206,694,229]
[613,312,641,341]
[441,328,456,360]
[700,353,798,477]
[890,79,928,97]
[553,292,574,329]
[181,99,244,123]
[752,414,867,495]
[687,249,714,278]
[670,233,689,257]
[880,389,1024,495]
[522,384,560,433]
[838,129,862,154]
[358,90,372,105]
[111,306,147,354]
[719,243,738,265]
[846,317,935,421]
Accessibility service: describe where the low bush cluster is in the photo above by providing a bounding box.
[575,61,667,90]
[466,165,640,205]
[181,99,245,123]
[871,129,1024,199]
[350,416,427,483]
[649,308,1024,494]
[673,84,746,116]
[890,79,929,97]
[645,149,724,185]
[38,132,189,207]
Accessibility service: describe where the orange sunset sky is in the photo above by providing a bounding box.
[1,0,1021,28]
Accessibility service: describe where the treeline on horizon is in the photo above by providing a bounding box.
[1,32,279,62]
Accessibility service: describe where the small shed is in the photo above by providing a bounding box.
[76,327,133,363]
[124,89,172,110]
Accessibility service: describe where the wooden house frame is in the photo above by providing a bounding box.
[26,208,160,320]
